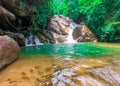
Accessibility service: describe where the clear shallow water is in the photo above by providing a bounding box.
[0,43,120,86]
[21,42,120,58]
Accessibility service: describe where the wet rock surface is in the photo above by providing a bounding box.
[0,54,120,86]
[47,15,70,43]
[0,36,20,69]
[51,68,105,86]
[90,67,120,86]
[73,25,98,42]
[113,60,120,66]
[43,15,98,43]
[48,15,69,35]
[28,15,71,44]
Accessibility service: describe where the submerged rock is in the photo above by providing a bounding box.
[90,67,120,86]
[113,60,120,66]
[0,36,20,69]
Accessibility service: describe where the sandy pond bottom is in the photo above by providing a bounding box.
[0,43,120,86]
[0,55,120,86]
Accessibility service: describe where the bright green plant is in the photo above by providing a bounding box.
[20,0,120,42]
[31,0,52,29]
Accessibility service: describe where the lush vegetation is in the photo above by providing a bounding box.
[21,0,120,42]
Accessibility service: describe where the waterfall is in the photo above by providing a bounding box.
[65,28,75,43]
[25,35,43,46]
[65,21,78,43]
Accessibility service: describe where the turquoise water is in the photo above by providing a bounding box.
[1,43,120,86]
[21,43,120,58]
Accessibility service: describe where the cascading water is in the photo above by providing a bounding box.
[25,35,43,46]
[65,21,78,43]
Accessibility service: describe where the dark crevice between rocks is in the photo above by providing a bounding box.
[15,16,32,31]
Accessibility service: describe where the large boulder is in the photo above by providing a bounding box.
[0,6,16,31]
[48,15,70,35]
[47,15,98,43]
[47,15,70,43]
[0,31,25,46]
[90,67,120,86]
[1,0,33,17]
[72,24,98,42]
[0,6,16,21]
[0,0,33,32]
[0,36,20,69]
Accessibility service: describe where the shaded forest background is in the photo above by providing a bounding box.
[0,0,120,42]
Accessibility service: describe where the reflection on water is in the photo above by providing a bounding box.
[0,43,120,86]
[52,68,76,86]
[0,55,111,86]
[21,43,120,58]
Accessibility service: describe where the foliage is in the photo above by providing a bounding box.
[83,0,120,42]
[31,0,52,29]
[50,0,120,42]
[19,0,53,35]
[21,0,120,42]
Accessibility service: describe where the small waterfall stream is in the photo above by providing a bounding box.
[25,35,43,46]
[65,21,78,43]
[24,21,84,46]
[65,28,75,43]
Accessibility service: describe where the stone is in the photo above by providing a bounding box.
[0,6,16,21]
[50,40,55,44]
[0,29,4,35]
[0,36,20,69]
[113,60,120,66]
[90,67,120,86]
[0,0,33,32]
[39,34,47,43]
[2,32,25,46]
[43,30,54,40]
[57,37,66,43]
[51,68,104,86]
[72,25,83,40]
[48,15,70,35]
[0,6,16,31]
[14,35,25,47]
[51,32,67,43]
[1,0,33,17]
[47,15,71,43]
[72,24,98,42]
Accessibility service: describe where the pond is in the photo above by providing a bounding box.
[0,43,120,86]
